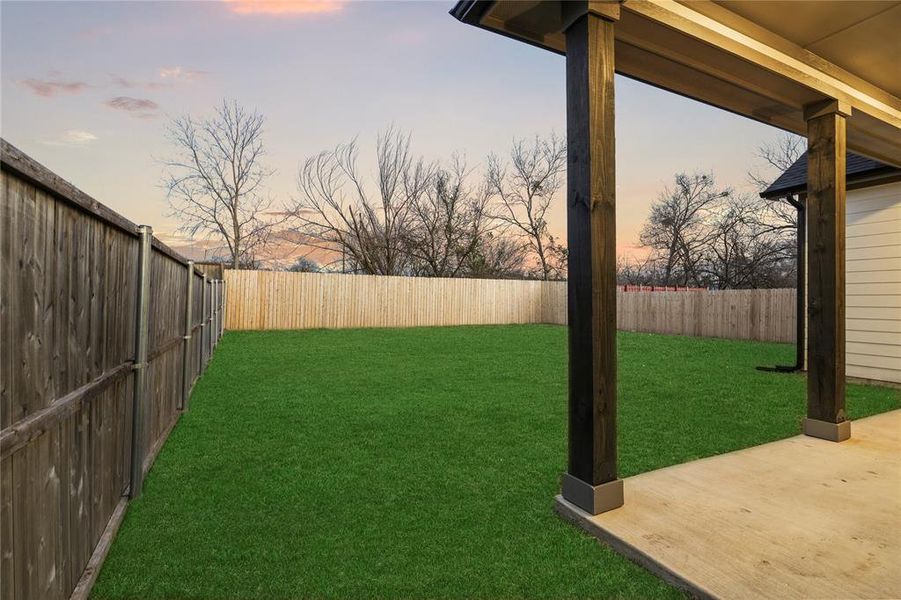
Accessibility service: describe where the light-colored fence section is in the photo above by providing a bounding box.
[617,288,796,343]
[0,140,224,600]
[225,270,566,329]
[224,270,796,343]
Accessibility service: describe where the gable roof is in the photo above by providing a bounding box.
[760,151,899,199]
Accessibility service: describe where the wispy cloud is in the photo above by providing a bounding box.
[20,78,89,97]
[110,74,172,91]
[105,96,160,119]
[41,129,99,147]
[223,0,345,16]
[158,66,208,82]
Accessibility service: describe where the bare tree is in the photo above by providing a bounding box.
[639,172,728,286]
[163,99,283,269]
[747,132,804,192]
[701,195,795,289]
[486,134,567,280]
[616,254,668,286]
[288,256,321,273]
[404,156,495,278]
[747,132,805,232]
[743,133,806,283]
[635,170,797,289]
[463,233,527,279]
[292,127,433,275]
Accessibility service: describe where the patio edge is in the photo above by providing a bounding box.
[553,495,719,600]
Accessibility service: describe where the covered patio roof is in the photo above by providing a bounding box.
[451,0,896,531]
[451,0,901,167]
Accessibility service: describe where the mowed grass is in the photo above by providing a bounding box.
[92,326,900,599]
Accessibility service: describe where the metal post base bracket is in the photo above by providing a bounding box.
[562,473,624,515]
[803,418,851,442]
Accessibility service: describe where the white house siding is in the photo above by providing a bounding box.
[845,180,901,384]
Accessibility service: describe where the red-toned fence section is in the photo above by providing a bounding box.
[620,285,707,292]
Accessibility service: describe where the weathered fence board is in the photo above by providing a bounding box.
[223,270,796,343]
[0,139,224,600]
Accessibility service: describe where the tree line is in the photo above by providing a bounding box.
[165,100,800,289]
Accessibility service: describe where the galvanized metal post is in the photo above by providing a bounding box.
[180,261,194,411]
[221,279,227,337]
[217,280,222,341]
[129,225,153,499]
[208,279,214,357]
[201,273,208,368]
[213,280,219,346]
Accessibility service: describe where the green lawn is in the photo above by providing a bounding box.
[92,326,900,599]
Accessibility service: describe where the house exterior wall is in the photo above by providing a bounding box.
[844,180,901,384]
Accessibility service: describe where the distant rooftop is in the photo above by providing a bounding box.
[760,152,899,199]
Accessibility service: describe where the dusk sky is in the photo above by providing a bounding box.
[1,0,792,259]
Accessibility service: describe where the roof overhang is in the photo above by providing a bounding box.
[451,0,901,167]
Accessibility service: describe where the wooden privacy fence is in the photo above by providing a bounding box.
[0,140,225,600]
[225,270,565,329]
[618,288,796,343]
[224,270,796,343]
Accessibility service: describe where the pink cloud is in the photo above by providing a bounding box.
[111,69,206,91]
[105,96,161,119]
[158,66,208,82]
[20,78,88,97]
[223,0,345,16]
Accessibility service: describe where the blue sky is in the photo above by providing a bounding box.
[1,0,789,256]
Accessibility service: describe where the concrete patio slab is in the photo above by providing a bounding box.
[556,410,901,600]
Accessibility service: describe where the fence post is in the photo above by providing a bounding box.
[129,225,152,499]
[208,279,214,357]
[221,278,227,336]
[201,273,208,368]
[216,280,220,339]
[180,261,194,411]
[212,280,218,348]
[215,280,220,345]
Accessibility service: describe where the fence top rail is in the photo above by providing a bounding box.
[1,137,205,275]
[226,269,566,286]
[618,287,794,294]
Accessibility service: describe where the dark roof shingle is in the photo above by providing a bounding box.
[760,151,896,198]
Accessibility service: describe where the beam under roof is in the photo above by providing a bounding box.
[451,0,901,167]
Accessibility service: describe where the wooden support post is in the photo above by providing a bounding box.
[798,193,807,371]
[803,99,851,442]
[129,225,152,498]
[180,261,194,411]
[561,4,623,515]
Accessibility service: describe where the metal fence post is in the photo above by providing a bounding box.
[221,278,227,337]
[213,280,219,347]
[208,279,214,357]
[201,273,208,368]
[216,280,222,341]
[129,225,152,499]
[180,261,194,411]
